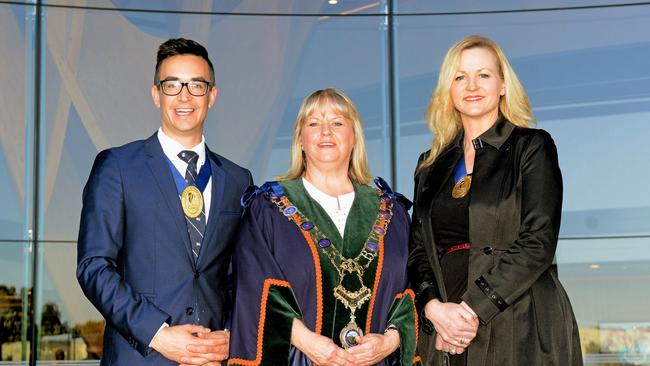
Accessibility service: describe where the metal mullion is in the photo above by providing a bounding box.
[29,0,43,364]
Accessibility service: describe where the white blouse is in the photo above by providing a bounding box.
[302,178,355,238]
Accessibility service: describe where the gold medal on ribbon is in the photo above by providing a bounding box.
[452,175,472,199]
[181,185,203,218]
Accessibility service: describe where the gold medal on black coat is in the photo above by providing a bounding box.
[452,174,472,199]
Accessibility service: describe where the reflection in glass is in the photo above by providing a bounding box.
[558,238,650,364]
[0,3,29,241]
[42,6,390,241]
[0,243,32,362]
[36,242,104,361]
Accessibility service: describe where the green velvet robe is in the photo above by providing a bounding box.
[229,179,421,365]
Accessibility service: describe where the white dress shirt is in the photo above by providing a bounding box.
[157,128,212,221]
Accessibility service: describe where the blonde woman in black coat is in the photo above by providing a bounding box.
[408,35,583,366]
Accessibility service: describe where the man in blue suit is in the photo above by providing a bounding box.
[77,38,252,365]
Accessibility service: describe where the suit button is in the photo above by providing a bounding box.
[482,246,493,255]
[194,271,200,278]
[186,307,194,315]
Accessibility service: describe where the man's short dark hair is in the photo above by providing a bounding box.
[154,38,215,84]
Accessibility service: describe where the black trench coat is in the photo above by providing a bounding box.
[408,118,583,366]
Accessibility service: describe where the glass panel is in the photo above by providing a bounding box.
[395,0,650,14]
[44,0,387,15]
[395,6,650,233]
[396,6,650,366]
[557,237,650,364]
[0,3,32,241]
[42,6,390,240]
[35,242,103,362]
[0,242,33,363]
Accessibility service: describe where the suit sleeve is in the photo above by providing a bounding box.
[76,150,170,356]
[462,131,563,323]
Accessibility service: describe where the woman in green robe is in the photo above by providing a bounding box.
[228,88,421,366]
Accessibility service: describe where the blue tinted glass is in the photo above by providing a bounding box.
[395,0,650,13]
[44,0,387,15]
[0,3,32,241]
[395,6,650,238]
[396,6,650,363]
[42,7,389,240]
[12,2,650,364]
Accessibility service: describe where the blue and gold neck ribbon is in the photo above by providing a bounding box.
[454,154,468,184]
[166,157,212,195]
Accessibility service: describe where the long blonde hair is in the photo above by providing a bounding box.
[418,35,535,172]
[278,88,372,184]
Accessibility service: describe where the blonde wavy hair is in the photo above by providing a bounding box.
[418,35,535,171]
[278,88,372,184]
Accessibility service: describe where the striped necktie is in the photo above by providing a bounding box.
[178,150,206,260]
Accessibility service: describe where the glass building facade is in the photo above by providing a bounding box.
[1,0,649,364]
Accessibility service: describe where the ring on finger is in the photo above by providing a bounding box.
[459,337,466,345]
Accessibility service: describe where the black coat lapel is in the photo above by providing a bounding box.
[418,142,462,215]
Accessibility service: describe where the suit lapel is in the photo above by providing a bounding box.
[144,133,194,264]
[198,147,225,265]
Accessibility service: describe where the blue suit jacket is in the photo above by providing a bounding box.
[77,133,252,365]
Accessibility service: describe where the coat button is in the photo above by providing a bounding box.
[194,271,200,278]
[186,307,194,315]
[482,246,493,255]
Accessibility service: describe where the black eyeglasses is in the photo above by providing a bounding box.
[157,79,213,96]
